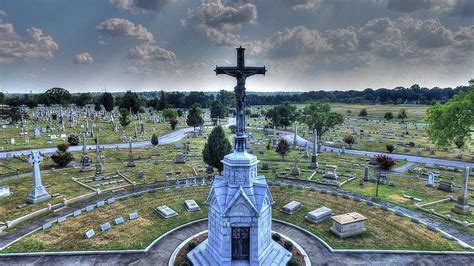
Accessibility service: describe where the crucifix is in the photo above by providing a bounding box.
[215,46,266,152]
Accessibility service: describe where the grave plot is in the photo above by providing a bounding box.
[73,171,133,192]
[0,169,90,222]
[271,186,463,251]
[4,186,209,252]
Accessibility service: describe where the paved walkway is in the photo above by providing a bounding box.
[1,220,473,265]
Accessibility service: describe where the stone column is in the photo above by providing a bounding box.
[452,167,471,215]
[363,166,369,181]
[94,135,103,179]
[127,138,135,167]
[309,128,319,168]
[293,123,298,148]
[27,151,51,204]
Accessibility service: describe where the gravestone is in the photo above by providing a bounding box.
[129,212,138,220]
[80,132,92,172]
[438,181,454,192]
[0,186,11,198]
[206,165,214,174]
[155,205,178,218]
[137,170,145,179]
[85,205,95,212]
[427,172,435,187]
[42,222,52,230]
[309,128,319,168]
[73,210,82,217]
[330,212,367,238]
[305,206,332,224]
[261,163,269,171]
[280,201,302,215]
[57,216,67,223]
[363,166,369,181]
[323,165,338,179]
[291,158,301,176]
[184,199,201,212]
[85,229,95,239]
[175,153,185,164]
[115,217,125,225]
[27,151,51,204]
[452,167,471,215]
[34,127,41,139]
[127,138,136,167]
[100,222,111,231]
[5,153,12,161]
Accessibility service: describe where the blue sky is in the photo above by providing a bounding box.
[0,0,473,93]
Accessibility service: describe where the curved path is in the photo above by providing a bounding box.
[1,220,473,265]
[2,126,472,168]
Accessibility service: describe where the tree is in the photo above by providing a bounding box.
[71,93,92,107]
[386,144,395,153]
[202,126,232,174]
[99,92,114,112]
[299,102,344,153]
[187,104,204,130]
[264,103,298,129]
[384,112,393,121]
[426,80,474,147]
[343,134,355,148]
[163,108,178,120]
[398,108,407,122]
[358,108,368,118]
[1,106,22,124]
[151,133,159,146]
[210,100,227,123]
[276,139,290,159]
[158,90,167,110]
[119,109,131,127]
[170,118,179,130]
[42,87,71,106]
[375,154,395,171]
[217,90,235,107]
[51,144,73,167]
[0,92,4,104]
[67,134,80,146]
[119,90,141,114]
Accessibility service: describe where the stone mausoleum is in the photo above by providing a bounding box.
[187,47,292,265]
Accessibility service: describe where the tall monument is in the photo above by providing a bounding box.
[187,47,292,265]
[27,150,51,204]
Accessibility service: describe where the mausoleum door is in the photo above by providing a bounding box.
[231,227,250,260]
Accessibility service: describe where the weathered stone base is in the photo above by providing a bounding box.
[127,162,136,167]
[308,155,319,169]
[187,239,291,266]
[330,226,366,238]
[80,166,93,172]
[452,204,472,215]
[27,189,51,204]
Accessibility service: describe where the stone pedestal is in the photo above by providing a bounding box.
[309,155,319,168]
[27,151,51,204]
[452,167,471,215]
[187,151,291,265]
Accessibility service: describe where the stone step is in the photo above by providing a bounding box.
[262,246,280,265]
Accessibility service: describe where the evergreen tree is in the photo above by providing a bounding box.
[276,139,290,159]
[187,104,204,130]
[151,133,159,146]
[100,92,114,112]
[119,109,131,127]
[202,126,232,174]
[384,112,393,120]
[359,108,368,118]
[397,108,408,122]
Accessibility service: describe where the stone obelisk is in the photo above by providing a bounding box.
[452,167,471,215]
[309,128,319,168]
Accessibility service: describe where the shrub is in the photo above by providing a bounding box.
[374,154,395,171]
[343,134,355,148]
[288,257,301,266]
[57,143,69,152]
[170,118,179,130]
[276,139,290,159]
[187,241,196,251]
[67,134,80,146]
[283,240,293,251]
[408,141,415,147]
[151,133,159,146]
[51,152,74,167]
[272,233,282,242]
[386,144,394,153]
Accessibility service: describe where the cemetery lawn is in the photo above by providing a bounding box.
[2,186,465,253]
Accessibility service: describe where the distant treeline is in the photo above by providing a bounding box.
[0,84,469,110]
[246,84,469,105]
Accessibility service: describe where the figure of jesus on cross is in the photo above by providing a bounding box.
[215,46,266,152]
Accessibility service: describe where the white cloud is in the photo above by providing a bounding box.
[0,10,7,17]
[0,20,58,64]
[281,0,322,12]
[111,0,177,14]
[96,18,154,42]
[126,42,177,75]
[73,52,94,64]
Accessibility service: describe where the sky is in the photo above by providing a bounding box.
[0,0,473,93]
